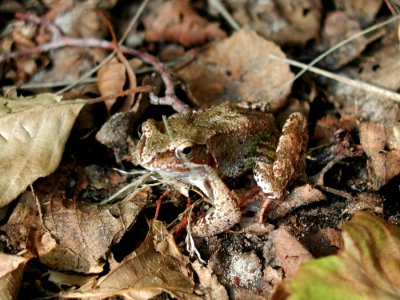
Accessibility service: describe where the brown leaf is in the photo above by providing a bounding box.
[334,0,383,23]
[0,93,84,208]
[144,0,226,46]
[65,220,199,299]
[0,253,28,300]
[273,227,314,279]
[97,58,127,111]
[320,12,369,69]
[327,29,400,122]
[1,188,151,273]
[227,0,322,45]
[178,29,294,109]
[192,261,229,300]
[359,121,400,190]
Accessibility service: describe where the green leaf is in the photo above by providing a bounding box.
[287,212,400,300]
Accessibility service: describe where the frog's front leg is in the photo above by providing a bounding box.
[189,165,241,237]
[254,113,308,202]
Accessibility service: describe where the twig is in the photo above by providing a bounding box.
[269,55,400,103]
[57,0,150,94]
[209,0,240,30]
[7,7,190,113]
[269,14,400,101]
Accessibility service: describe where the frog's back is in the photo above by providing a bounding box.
[172,104,279,178]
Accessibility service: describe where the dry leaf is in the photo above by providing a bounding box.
[0,93,85,208]
[178,29,294,109]
[192,261,229,300]
[1,188,150,273]
[320,12,369,69]
[334,0,383,23]
[273,227,314,279]
[359,121,400,190]
[65,220,199,299]
[327,29,400,122]
[226,0,322,45]
[0,253,28,300]
[144,0,226,46]
[97,58,127,111]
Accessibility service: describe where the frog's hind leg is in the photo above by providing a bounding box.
[189,169,241,237]
[254,113,308,216]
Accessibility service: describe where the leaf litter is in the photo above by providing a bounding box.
[1,0,400,299]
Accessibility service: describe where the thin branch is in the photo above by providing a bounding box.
[270,55,400,103]
[269,14,400,101]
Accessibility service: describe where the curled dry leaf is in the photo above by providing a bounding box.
[1,188,151,273]
[144,0,226,46]
[178,29,294,109]
[267,184,326,219]
[226,0,322,46]
[359,121,400,190]
[0,93,84,208]
[0,253,28,300]
[281,212,400,299]
[97,58,127,111]
[65,220,198,300]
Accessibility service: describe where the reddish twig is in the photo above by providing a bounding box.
[154,190,170,220]
[5,12,191,113]
[174,197,192,235]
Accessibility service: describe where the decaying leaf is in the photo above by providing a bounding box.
[0,253,28,300]
[144,0,226,46]
[333,0,383,23]
[281,212,400,299]
[97,58,127,111]
[0,93,85,208]
[192,261,229,300]
[65,220,199,299]
[359,121,400,190]
[178,29,294,109]
[1,188,151,273]
[320,12,369,69]
[327,29,400,122]
[273,227,314,279]
[226,0,322,45]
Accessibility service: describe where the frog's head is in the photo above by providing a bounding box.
[135,119,215,180]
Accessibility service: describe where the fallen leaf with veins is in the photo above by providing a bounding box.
[0,93,85,208]
[64,220,199,300]
[1,188,150,273]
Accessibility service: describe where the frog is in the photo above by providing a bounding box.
[135,103,308,237]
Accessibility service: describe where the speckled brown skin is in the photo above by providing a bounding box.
[135,104,307,237]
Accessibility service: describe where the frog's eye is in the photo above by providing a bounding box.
[175,141,193,161]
